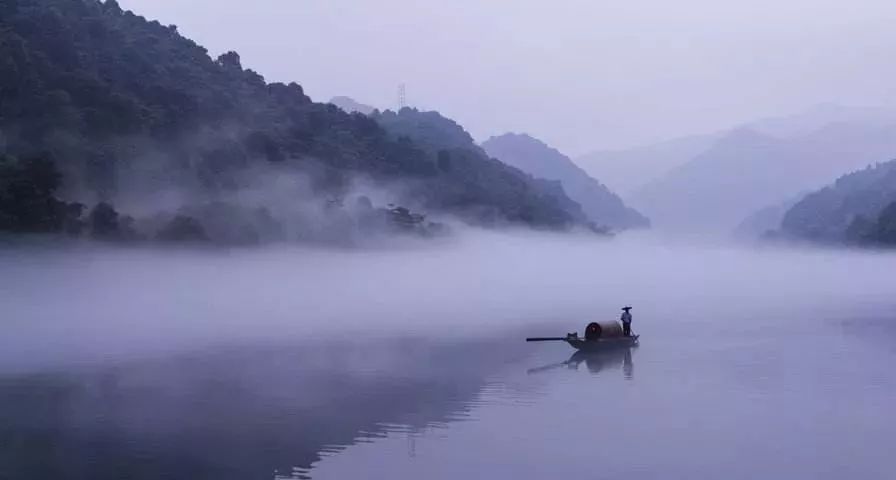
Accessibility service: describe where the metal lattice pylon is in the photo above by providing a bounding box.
[397,83,407,110]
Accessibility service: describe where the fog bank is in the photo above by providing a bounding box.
[3,231,895,372]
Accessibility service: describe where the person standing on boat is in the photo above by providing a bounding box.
[621,306,633,336]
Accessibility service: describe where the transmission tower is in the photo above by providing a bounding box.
[397,83,407,110]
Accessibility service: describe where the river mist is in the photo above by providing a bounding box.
[3,232,895,371]
[3,233,896,480]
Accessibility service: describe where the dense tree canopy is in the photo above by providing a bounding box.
[0,153,79,233]
[779,159,896,245]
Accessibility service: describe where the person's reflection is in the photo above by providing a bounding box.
[623,348,634,380]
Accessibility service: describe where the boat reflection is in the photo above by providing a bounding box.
[527,346,635,379]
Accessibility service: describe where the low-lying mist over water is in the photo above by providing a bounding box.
[4,233,896,479]
[4,232,895,372]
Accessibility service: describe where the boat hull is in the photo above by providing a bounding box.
[566,335,639,352]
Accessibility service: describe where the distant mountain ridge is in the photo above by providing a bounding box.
[629,120,896,233]
[575,133,720,195]
[745,103,896,138]
[482,133,649,230]
[575,104,896,199]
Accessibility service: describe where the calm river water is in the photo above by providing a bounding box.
[2,237,895,479]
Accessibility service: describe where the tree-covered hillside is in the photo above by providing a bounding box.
[779,160,896,244]
[374,111,584,227]
[0,0,581,242]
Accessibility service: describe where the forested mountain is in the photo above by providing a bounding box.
[374,111,586,227]
[779,160,896,244]
[630,123,896,232]
[481,133,648,230]
[329,96,375,115]
[0,0,582,243]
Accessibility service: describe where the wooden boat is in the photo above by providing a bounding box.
[565,333,638,351]
[527,321,639,352]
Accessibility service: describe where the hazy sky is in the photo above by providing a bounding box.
[119,0,896,155]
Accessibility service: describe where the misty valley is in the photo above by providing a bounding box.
[4,1,896,479]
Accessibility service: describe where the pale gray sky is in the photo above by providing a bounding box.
[120,0,896,155]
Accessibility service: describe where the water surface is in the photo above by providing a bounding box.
[2,236,895,479]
